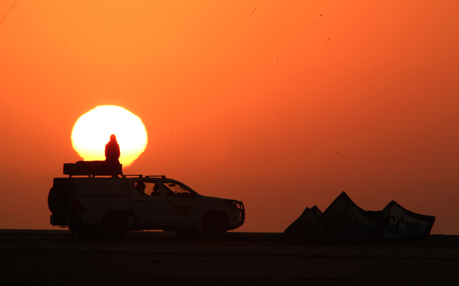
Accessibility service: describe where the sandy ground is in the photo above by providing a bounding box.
[0,230,458,286]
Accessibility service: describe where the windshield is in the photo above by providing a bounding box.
[163,181,196,198]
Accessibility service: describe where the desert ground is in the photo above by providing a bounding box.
[0,229,458,286]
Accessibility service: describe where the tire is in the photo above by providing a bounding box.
[100,215,127,239]
[202,214,228,239]
[48,186,68,214]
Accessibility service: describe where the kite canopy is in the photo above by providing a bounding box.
[278,192,435,244]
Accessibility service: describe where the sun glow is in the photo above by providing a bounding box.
[71,106,148,167]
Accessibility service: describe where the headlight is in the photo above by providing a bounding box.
[224,199,242,210]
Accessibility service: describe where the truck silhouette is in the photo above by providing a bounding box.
[48,162,245,239]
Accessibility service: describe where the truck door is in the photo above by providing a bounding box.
[132,180,169,226]
[161,180,201,227]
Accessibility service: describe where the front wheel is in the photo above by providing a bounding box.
[202,214,228,238]
[100,215,127,239]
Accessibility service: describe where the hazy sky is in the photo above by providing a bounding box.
[1,1,459,234]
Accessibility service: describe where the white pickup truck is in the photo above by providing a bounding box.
[48,172,245,239]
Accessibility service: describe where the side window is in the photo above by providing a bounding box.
[163,182,195,198]
[135,181,160,196]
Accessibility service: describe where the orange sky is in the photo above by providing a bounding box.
[1,1,459,234]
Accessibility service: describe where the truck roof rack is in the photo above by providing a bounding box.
[145,175,166,179]
[119,175,167,179]
[121,174,144,178]
[68,174,116,178]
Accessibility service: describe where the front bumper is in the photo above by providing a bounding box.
[229,201,245,230]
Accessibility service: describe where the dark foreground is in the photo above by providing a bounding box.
[0,230,458,286]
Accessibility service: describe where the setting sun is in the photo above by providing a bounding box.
[71,106,147,167]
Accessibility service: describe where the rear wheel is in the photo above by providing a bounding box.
[202,214,228,238]
[100,215,127,239]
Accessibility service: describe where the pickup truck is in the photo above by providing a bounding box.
[48,171,245,239]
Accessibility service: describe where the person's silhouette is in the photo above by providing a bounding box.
[136,181,146,195]
[105,134,120,164]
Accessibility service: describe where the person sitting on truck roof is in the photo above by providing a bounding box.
[105,134,120,164]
